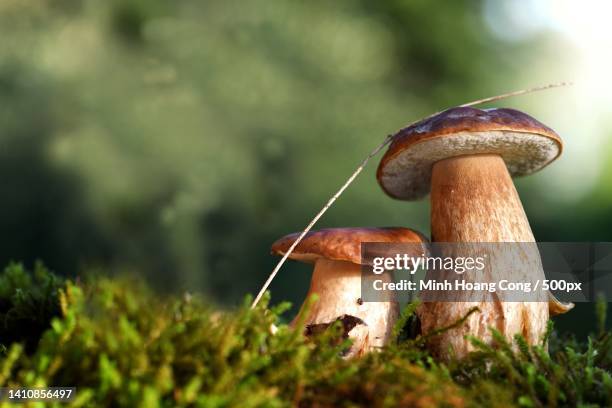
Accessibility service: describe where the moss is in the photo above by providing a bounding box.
[0,265,610,407]
[0,263,63,353]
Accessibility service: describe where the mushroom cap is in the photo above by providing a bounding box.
[271,227,427,264]
[548,292,574,316]
[377,107,563,200]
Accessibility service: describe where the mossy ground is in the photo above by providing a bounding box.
[0,264,610,407]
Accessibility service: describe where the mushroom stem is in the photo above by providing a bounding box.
[431,154,534,242]
[293,258,398,353]
[422,154,548,359]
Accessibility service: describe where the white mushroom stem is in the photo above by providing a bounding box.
[420,154,549,359]
[293,258,398,355]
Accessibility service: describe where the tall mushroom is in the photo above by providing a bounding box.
[271,227,427,356]
[376,107,573,359]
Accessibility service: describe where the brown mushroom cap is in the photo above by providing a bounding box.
[549,292,574,316]
[271,227,427,264]
[377,107,563,200]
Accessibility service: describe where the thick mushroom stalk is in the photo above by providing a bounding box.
[424,154,547,358]
[294,258,397,355]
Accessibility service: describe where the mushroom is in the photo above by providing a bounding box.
[376,107,573,359]
[271,227,427,356]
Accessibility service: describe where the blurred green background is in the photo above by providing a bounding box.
[1,1,611,334]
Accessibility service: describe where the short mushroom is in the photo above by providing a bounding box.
[271,227,427,356]
[377,107,573,359]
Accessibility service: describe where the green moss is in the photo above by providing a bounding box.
[0,263,63,353]
[0,265,610,407]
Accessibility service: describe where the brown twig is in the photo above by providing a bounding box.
[458,82,573,107]
[251,81,571,309]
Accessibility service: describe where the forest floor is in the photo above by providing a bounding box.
[0,263,610,407]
